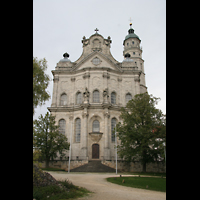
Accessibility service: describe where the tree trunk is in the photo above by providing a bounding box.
[142,162,146,172]
[142,149,147,172]
[45,159,50,168]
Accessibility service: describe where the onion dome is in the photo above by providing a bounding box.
[123,23,140,45]
[59,52,71,62]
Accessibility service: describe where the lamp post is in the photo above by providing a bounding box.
[115,124,117,174]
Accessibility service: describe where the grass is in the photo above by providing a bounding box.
[41,167,66,171]
[122,172,166,177]
[33,179,91,200]
[107,176,166,192]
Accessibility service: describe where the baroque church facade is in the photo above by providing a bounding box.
[48,24,147,161]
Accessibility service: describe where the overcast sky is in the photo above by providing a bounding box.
[33,0,166,120]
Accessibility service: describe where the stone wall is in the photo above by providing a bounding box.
[35,160,88,171]
[102,160,166,173]
[35,159,165,173]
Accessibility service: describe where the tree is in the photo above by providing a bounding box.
[33,57,50,115]
[116,92,166,172]
[33,112,70,168]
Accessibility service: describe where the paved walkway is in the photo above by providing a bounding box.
[47,172,166,200]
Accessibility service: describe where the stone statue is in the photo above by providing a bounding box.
[82,36,89,47]
[103,88,109,97]
[83,87,90,103]
[105,36,112,47]
[103,88,109,103]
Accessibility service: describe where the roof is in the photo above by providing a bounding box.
[125,33,140,40]
[123,27,141,45]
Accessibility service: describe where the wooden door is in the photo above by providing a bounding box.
[92,144,99,159]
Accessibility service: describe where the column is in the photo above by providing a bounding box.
[68,115,74,161]
[81,106,89,160]
[104,108,110,160]
[51,75,59,106]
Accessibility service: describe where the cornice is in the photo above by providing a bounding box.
[51,67,142,76]
[123,46,142,53]
[47,103,123,113]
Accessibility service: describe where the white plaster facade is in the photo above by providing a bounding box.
[48,25,147,161]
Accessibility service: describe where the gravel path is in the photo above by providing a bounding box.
[47,172,166,200]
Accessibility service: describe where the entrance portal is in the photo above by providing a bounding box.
[92,144,99,159]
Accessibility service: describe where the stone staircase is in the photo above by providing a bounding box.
[70,160,117,172]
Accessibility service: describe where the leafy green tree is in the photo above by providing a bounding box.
[33,112,70,168]
[33,57,50,115]
[116,92,166,172]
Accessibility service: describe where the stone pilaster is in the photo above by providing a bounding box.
[80,107,89,160]
[51,76,59,106]
[104,109,110,160]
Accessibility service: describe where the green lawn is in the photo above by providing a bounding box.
[107,176,166,192]
[41,167,66,171]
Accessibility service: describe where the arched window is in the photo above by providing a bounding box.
[93,90,100,103]
[75,118,81,142]
[60,93,67,106]
[59,119,66,135]
[125,93,132,104]
[93,120,100,132]
[111,92,116,104]
[76,92,82,104]
[111,118,117,142]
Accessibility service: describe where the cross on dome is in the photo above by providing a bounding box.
[94,28,99,34]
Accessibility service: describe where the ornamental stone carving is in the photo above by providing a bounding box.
[89,132,103,142]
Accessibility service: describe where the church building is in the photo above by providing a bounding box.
[48,24,147,161]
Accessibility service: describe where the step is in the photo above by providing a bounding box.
[70,160,117,172]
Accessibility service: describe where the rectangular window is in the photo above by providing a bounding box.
[77,92,82,104]
[111,118,116,142]
[93,90,100,103]
[75,118,81,142]
[111,92,116,104]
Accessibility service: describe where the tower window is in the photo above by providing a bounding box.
[127,43,129,46]
[133,52,135,55]
[132,41,134,44]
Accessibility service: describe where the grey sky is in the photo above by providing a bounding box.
[33,0,166,120]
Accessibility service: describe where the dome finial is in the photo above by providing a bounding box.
[128,17,134,34]
[129,17,133,28]
[94,28,99,34]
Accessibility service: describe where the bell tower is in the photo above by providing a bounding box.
[122,22,147,93]
[123,22,144,74]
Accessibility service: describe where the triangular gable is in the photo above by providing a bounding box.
[72,52,122,72]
